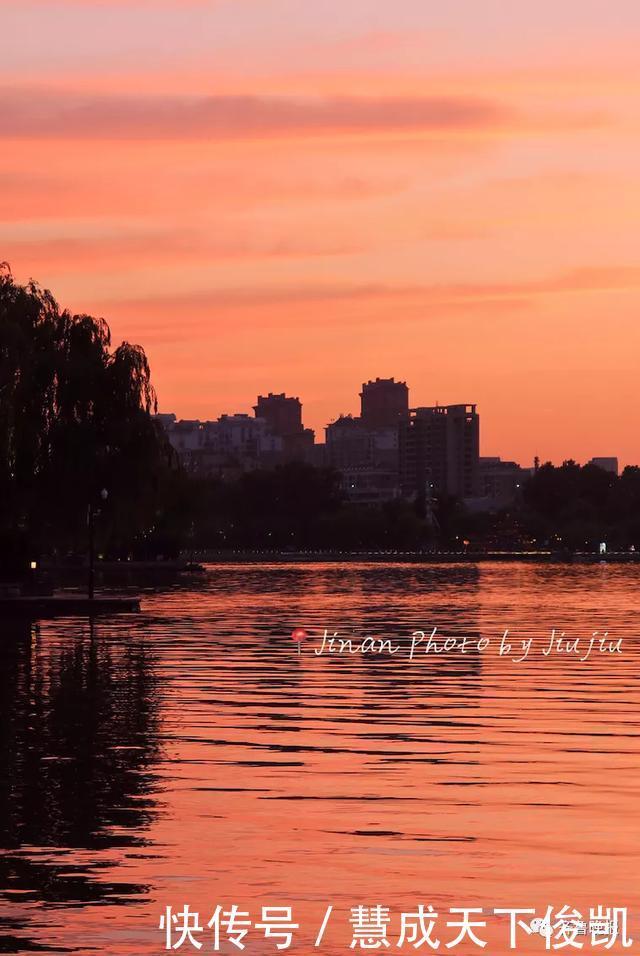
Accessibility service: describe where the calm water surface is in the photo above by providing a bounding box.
[1,562,640,954]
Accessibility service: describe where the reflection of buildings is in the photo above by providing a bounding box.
[400,404,480,500]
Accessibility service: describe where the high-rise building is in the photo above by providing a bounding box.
[253,392,314,461]
[254,393,303,436]
[325,415,401,502]
[360,377,409,429]
[400,404,480,500]
[325,416,372,469]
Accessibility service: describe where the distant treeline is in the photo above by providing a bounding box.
[1,268,638,575]
[172,463,436,554]
[520,460,640,550]
[151,460,640,555]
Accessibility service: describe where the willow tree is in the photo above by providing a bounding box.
[0,264,174,569]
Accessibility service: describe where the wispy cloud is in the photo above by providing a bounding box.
[0,89,514,140]
[95,265,640,314]
[1,230,364,273]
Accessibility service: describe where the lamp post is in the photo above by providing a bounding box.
[88,488,108,600]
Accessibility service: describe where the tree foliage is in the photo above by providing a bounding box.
[0,266,174,570]
[521,460,640,549]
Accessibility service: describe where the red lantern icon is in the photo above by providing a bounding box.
[291,628,308,655]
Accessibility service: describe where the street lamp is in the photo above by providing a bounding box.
[88,488,109,600]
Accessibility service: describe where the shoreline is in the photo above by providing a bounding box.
[193,549,639,565]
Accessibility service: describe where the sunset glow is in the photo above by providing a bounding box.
[3,0,640,465]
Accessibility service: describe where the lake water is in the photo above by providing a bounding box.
[1,562,640,955]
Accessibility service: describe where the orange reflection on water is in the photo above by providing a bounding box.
[1,562,639,954]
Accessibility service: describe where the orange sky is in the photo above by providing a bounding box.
[3,1,640,466]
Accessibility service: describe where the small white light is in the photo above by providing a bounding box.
[30,560,37,570]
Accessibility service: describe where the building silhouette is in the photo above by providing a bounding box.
[360,377,408,428]
[156,414,282,477]
[478,457,528,508]
[400,404,480,500]
[325,414,400,503]
[589,456,618,476]
[325,379,408,500]
[156,381,490,506]
[254,393,303,436]
[253,392,315,462]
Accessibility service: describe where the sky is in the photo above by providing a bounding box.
[2,0,640,466]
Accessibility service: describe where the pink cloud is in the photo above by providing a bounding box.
[90,265,640,316]
[0,89,512,140]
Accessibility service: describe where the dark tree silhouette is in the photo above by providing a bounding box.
[0,265,175,571]
[520,459,640,550]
